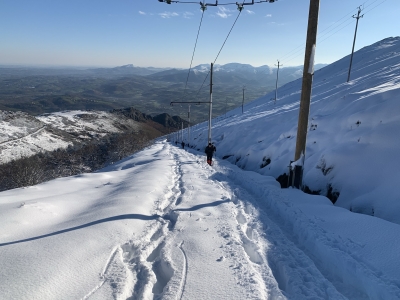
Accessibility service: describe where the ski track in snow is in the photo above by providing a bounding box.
[86,143,189,300]
[178,241,188,300]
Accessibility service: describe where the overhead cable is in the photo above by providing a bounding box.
[280,1,388,65]
[182,9,206,96]
[195,8,244,97]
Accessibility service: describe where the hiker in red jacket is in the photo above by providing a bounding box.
[205,143,216,166]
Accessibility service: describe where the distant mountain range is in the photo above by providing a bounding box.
[88,64,172,77]
[0,64,172,77]
[146,63,327,87]
[0,63,327,82]
[0,62,328,122]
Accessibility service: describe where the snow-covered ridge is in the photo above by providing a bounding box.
[191,62,327,75]
[192,63,274,74]
[0,110,140,164]
[187,36,400,224]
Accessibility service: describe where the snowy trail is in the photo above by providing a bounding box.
[160,145,345,300]
[0,125,46,146]
[2,141,400,299]
[98,143,345,300]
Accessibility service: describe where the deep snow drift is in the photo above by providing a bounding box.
[183,37,400,225]
[1,141,400,299]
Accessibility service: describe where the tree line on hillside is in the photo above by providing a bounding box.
[0,129,159,192]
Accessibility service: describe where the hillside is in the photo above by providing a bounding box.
[0,109,187,165]
[183,36,400,224]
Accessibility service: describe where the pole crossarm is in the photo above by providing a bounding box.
[170,101,211,105]
[158,0,277,8]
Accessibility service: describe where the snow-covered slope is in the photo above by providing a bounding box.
[1,141,400,299]
[185,37,400,224]
[0,110,140,164]
[2,37,400,299]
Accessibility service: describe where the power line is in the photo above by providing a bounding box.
[213,11,242,64]
[281,18,355,67]
[281,20,355,65]
[195,8,244,97]
[182,10,205,95]
[159,0,276,99]
[363,0,388,15]
[317,18,354,45]
[279,1,385,65]
[279,7,359,63]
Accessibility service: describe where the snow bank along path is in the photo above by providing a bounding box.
[1,140,400,299]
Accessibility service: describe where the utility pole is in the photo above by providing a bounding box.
[347,6,364,83]
[188,105,191,146]
[225,97,228,118]
[242,86,246,113]
[274,60,282,104]
[292,0,320,189]
[208,63,213,144]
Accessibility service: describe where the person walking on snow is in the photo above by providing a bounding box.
[181,141,185,149]
[205,142,216,166]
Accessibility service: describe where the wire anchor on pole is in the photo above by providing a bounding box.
[158,0,177,4]
[200,1,218,10]
[159,0,276,6]
[236,0,254,11]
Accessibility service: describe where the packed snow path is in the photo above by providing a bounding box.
[1,141,400,299]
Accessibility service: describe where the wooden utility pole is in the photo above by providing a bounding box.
[293,0,320,188]
[208,63,213,144]
[274,60,282,104]
[242,86,246,113]
[347,6,364,82]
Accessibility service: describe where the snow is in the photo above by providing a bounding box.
[0,128,71,164]
[0,110,140,164]
[186,36,400,225]
[1,141,400,299]
[37,110,139,138]
[1,37,400,299]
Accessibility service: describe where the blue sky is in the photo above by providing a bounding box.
[0,0,398,68]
